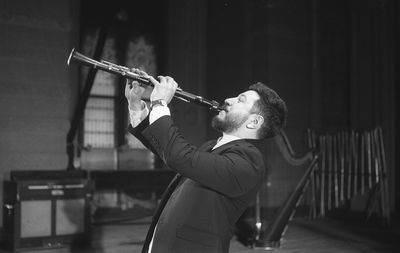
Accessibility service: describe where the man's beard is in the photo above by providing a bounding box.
[211,111,249,133]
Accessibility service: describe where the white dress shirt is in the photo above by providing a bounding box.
[128,100,170,128]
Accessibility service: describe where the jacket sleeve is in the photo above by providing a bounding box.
[127,116,160,155]
[141,116,265,197]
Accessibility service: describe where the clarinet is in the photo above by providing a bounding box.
[67,48,223,112]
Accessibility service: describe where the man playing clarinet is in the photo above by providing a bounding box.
[125,75,287,253]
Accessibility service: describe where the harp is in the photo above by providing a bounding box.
[235,130,318,249]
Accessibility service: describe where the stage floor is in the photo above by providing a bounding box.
[1,214,398,253]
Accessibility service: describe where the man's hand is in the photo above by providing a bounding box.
[125,80,146,111]
[149,76,178,104]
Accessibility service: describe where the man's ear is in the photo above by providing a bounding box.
[246,114,264,129]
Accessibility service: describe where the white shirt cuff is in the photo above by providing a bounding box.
[149,105,170,124]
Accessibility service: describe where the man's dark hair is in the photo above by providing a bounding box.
[249,82,287,139]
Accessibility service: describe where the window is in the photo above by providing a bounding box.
[81,37,118,148]
[80,35,157,150]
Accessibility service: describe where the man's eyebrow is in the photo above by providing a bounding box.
[238,93,246,98]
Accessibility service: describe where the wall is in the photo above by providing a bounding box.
[205,0,397,213]
[315,0,396,211]
[165,0,208,146]
[206,0,313,152]
[0,0,79,226]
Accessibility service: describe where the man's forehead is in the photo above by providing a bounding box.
[241,90,260,100]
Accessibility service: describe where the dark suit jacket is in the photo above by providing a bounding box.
[128,115,266,253]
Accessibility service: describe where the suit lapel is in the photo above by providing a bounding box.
[141,173,182,253]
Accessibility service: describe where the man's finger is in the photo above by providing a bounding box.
[125,82,131,94]
[158,76,167,84]
[126,79,132,89]
[148,76,159,86]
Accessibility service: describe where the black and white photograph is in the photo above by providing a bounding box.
[0,0,399,252]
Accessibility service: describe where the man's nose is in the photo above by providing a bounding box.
[224,97,235,105]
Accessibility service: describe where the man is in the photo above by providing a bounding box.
[125,75,287,253]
